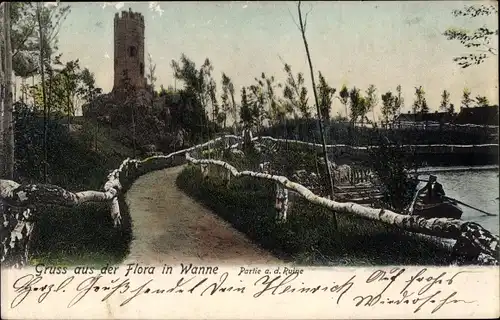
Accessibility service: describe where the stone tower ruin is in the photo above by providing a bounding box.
[113,8,147,91]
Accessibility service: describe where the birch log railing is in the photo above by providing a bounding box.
[1,133,498,268]
[0,135,241,268]
[252,136,499,154]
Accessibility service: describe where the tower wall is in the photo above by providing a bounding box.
[113,9,147,91]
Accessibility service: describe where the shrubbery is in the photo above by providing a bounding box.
[14,104,132,266]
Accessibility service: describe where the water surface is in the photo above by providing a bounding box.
[419,169,499,235]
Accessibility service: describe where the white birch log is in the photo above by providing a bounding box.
[256,136,498,152]
[275,183,289,222]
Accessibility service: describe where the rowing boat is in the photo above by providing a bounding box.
[406,178,463,219]
[411,198,463,219]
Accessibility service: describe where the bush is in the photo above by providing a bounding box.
[29,202,131,266]
[368,134,420,211]
[14,104,132,266]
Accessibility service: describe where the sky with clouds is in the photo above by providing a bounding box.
[52,1,498,118]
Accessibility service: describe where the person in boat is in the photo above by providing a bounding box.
[433,179,446,200]
[423,175,445,203]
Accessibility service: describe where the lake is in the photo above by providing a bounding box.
[418,168,499,236]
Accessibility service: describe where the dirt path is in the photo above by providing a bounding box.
[123,166,281,265]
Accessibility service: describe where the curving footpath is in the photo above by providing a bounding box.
[123,166,280,265]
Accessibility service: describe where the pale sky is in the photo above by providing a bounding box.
[53,1,498,118]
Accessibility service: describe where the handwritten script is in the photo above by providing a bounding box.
[6,264,478,315]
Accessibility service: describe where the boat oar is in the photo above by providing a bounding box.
[444,196,497,216]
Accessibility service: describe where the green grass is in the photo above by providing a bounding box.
[29,201,132,267]
[177,165,454,266]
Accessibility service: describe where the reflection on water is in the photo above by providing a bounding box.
[419,169,499,235]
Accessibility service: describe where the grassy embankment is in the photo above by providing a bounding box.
[20,117,135,267]
[176,146,454,266]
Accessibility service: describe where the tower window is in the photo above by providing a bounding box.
[114,58,118,67]
[140,63,144,76]
[129,46,137,57]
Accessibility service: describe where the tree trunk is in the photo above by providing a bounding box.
[31,75,34,105]
[3,3,14,179]
[297,1,337,229]
[230,90,237,134]
[131,106,136,158]
[0,3,5,177]
[47,66,52,115]
[37,3,48,183]
[94,114,98,152]
[67,90,71,133]
[21,78,25,105]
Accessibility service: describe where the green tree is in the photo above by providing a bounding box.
[78,67,102,151]
[35,2,71,182]
[247,73,269,133]
[227,76,237,132]
[381,91,395,127]
[444,4,498,68]
[339,84,349,119]
[208,77,221,130]
[239,87,254,130]
[349,87,365,124]
[60,60,81,131]
[412,86,428,114]
[365,84,378,124]
[393,84,404,119]
[2,3,14,179]
[461,87,473,109]
[317,71,336,120]
[147,53,157,93]
[263,74,282,126]
[220,73,230,129]
[9,3,41,86]
[475,95,489,107]
[282,63,309,118]
[171,54,213,141]
[220,72,239,131]
[448,103,455,116]
[439,90,450,112]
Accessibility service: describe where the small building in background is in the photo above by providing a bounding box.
[455,105,499,126]
[393,105,499,128]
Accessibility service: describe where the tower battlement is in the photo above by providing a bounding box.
[112,8,147,92]
[114,9,145,24]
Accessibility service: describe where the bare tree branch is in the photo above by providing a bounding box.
[296,1,338,230]
[287,6,300,31]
